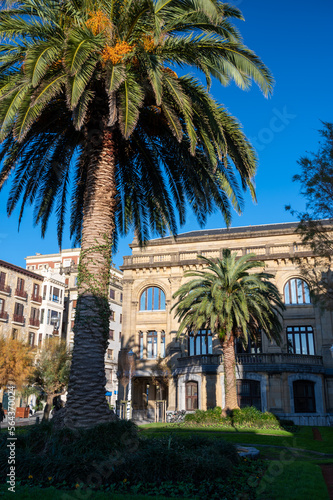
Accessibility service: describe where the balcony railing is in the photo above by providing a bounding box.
[15,288,27,299]
[0,282,11,294]
[177,353,323,369]
[236,353,323,366]
[0,311,8,321]
[31,294,42,304]
[12,313,24,324]
[29,318,40,328]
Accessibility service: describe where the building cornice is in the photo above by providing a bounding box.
[0,260,44,281]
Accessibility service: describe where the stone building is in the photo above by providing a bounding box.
[0,259,44,345]
[119,222,333,425]
[25,249,123,407]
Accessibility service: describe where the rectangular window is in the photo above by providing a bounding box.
[52,287,60,302]
[110,289,115,300]
[71,320,75,331]
[120,293,123,302]
[140,333,144,358]
[110,310,115,321]
[119,331,121,342]
[107,349,113,359]
[109,330,114,340]
[120,314,122,324]
[147,331,157,359]
[17,277,24,291]
[188,330,213,356]
[72,300,77,309]
[0,272,6,284]
[287,326,315,355]
[38,334,43,347]
[30,307,39,320]
[14,302,24,316]
[40,309,44,324]
[43,285,47,300]
[33,283,39,296]
[160,333,166,358]
[0,298,4,313]
[29,332,35,346]
[49,310,61,328]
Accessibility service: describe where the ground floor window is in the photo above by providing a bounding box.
[293,380,316,413]
[287,326,315,355]
[236,379,261,410]
[188,329,213,356]
[186,381,198,410]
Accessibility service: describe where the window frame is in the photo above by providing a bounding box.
[185,381,198,410]
[284,278,311,305]
[287,326,315,355]
[236,379,261,410]
[139,287,166,311]
[293,380,316,413]
[188,329,213,356]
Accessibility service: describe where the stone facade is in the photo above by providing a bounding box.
[0,259,44,345]
[120,222,333,425]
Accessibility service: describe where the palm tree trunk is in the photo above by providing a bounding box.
[64,120,118,429]
[222,334,239,412]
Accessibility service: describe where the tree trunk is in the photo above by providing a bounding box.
[222,334,240,412]
[64,117,118,428]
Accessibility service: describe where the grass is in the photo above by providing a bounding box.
[140,424,333,454]
[257,461,330,500]
[1,422,332,499]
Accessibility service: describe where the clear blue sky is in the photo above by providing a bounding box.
[0,0,332,269]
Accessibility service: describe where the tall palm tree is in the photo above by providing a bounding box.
[0,0,273,427]
[172,250,284,411]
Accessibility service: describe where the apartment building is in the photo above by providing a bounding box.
[26,249,123,406]
[119,222,333,426]
[0,260,44,346]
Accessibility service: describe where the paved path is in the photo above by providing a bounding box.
[0,411,44,429]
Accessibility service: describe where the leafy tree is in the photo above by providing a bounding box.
[287,122,333,308]
[172,250,284,411]
[32,338,71,420]
[0,0,273,427]
[0,336,34,391]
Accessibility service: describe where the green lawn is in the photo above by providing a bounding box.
[2,424,332,499]
[140,423,333,454]
[257,461,330,500]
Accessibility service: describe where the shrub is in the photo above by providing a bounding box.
[184,406,281,429]
[0,420,239,489]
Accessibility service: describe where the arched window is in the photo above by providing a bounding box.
[186,381,198,410]
[284,278,310,305]
[236,379,261,410]
[140,287,166,311]
[293,380,316,413]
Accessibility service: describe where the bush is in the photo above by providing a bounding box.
[184,406,281,429]
[0,420,239,490]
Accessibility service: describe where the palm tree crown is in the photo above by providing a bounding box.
[0,0,273,245]
[173,250,284,410]
[173,250,284,344]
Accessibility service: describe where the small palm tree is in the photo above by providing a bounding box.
[0,0,273,427]
[172,250,284,411]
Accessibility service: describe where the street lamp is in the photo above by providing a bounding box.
[126,349,134,420]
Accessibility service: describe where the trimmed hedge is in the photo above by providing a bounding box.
[184,406,281,429]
